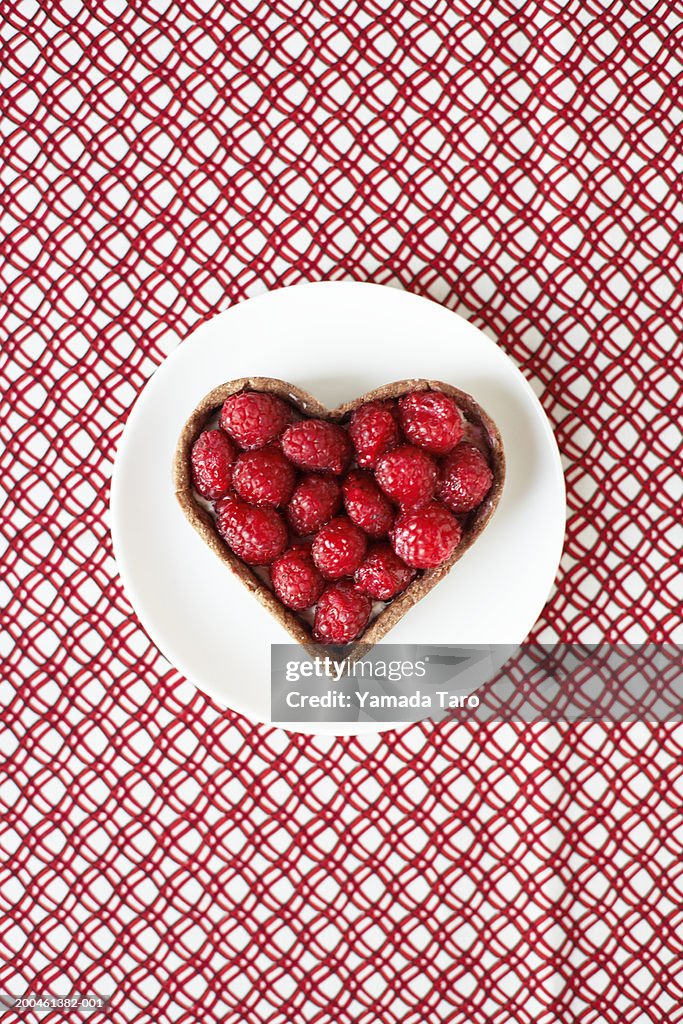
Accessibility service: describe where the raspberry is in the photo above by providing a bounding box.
[312,516,367,579]
[399,391,464,454]
[348,400,401,468]
[217,496,288,565]
[219,390,291,450]
[313,581,372,644]
[191,429,236,500]
[281,419,352,475]
[287,474,341,535]
[214,492,242,520]
[232,446,296,508]
[375,445,437,509]
[354,544,416,600]
[391,502,462,569]
[342,470,394,537]
[438,442,494,513]
[270,544,325,610]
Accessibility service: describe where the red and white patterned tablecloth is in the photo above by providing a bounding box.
[2,3,682,1022]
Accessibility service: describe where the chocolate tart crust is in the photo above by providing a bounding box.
[175,378,505,659]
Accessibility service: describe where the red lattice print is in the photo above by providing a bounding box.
[2,2,682,1022]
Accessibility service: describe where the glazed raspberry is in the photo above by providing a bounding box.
[287,474,341,535]
[438,442,494,514]
[399,391,464,454]
[191,429,236,500]
[342,470,394,537]
[391,502,462,569]
[312,516,367,579]
[232,446,296,508]
[354,544,416,600]
[270,544,325,610]
[313,581,372,644]
[348,400,401,468]
[214,491,242,522]
[281,419,352,475]
[219,390,291,450]
[375,445,437,509]
[217,497,288,565]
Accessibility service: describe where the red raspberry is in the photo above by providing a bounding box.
[214,492,242,520]
[216,496,288,565]
[232,446,296,508]
[354,544,416,600]
[270,544,325,610]
[375,445,437,509]
[287,474,341,535]
[342,470,394,537]
[313,581,372,644]
[391,502,462,569]
[281,420,352,475]
[191,429,236,500]
[348,400,401,468]
[312,516,367,579]
[399,390,464,454]
[438,442,494,513]
[219,390,291,449]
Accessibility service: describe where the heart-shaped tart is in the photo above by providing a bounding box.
[175,378,504,656]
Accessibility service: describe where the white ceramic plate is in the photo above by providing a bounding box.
[110,282,565,734]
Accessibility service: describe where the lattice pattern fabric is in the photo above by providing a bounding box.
[1,2,682,1022]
